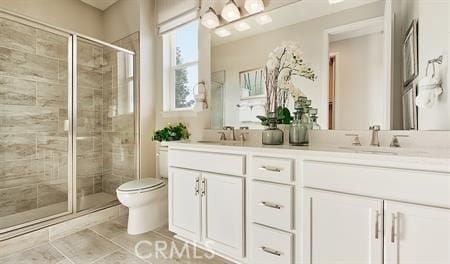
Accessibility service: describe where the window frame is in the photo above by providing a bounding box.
[164,20,199,112]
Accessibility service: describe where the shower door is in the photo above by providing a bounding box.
[0,14,73,231]
[75,36,136,212]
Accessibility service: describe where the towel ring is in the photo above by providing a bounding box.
[425,55,443,78]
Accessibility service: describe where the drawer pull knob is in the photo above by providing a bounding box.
[259,166,282,172]
[260,201,282,209]
[261,246,282,256]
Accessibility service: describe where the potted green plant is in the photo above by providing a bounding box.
[152,123,190,143]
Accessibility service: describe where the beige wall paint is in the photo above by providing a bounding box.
[330,33,385,130]
[212,1,385,129]
[138,0,157,178]
[102,0,140,42]
[0,0,104,39]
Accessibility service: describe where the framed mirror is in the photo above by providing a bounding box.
[208,0,449,131]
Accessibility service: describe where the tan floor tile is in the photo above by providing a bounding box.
[93,249,148,264]
[89,218,127,239]
[154,224,175,239]
[51,229,119,264]
[0,242,65,264]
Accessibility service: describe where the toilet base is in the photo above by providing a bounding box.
[127,198,168,235]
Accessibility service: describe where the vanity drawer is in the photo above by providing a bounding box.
[251,156,294,183]
[303,161,450,208]
[251,181,293,230]
[251,224,293,264]
[169,149,245,176]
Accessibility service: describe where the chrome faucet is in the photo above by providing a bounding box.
[369,125,381,147]
[223,126,236,141]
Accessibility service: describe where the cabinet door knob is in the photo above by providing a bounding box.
[258,166,282,172]
[260,246,282,256]
[260,201,282,209]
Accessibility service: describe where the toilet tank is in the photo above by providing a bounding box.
[157,146,168,179]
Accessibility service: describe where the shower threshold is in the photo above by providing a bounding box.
[0,192,117,231]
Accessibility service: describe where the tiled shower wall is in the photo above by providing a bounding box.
[101,32,139,195]
[0,17,69,217]
[0,15,138,219]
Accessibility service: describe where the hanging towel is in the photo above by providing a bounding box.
[416,74,442,109]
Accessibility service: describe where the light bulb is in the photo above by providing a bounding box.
[255,14,272,25]
[201,7,220,29]
[244,0,264,14]
[234,21,250,32]
[221,0,240,22]
[215,28,231,37]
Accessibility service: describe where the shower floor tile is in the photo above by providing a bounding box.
[0,216,233,264]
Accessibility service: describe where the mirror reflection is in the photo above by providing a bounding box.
[209,0,449,130]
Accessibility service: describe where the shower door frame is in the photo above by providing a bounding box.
[0,9,139,236]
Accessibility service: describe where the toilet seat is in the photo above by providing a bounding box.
[117,178,165,194]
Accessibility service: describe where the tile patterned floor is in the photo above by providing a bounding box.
[0,216,233,264]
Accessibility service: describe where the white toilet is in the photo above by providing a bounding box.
[116,146,168,235]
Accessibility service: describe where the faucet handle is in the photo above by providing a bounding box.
[370,125,381,131]
[223,126,234,130]
[239,126,249,130]
[218,132,226,141]
[238,132,249,142]
[390,135,409,148]
[345,134,362,146]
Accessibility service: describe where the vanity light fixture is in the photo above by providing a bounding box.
[201,7,220,29]
[221,0,241,22]
[244,0,264,14]
[215,28,231,37]
[255,14,272,25]
[328,0,345,4]
[234,21,251,32]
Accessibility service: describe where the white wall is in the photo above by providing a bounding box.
[212,1,385,129]
[0,0,104,39]
[330,33,385,130]
[415,0,448,130]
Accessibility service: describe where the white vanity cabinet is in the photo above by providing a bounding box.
[168,149,246,260]
[249,155,296,264]
[303,189,384,264]
[302,160,450,264]
[384,201,450,264]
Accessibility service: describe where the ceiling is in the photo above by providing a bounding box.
[80,0,120,10]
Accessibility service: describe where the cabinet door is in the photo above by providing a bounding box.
[384,201,450,264]
[303,189,383,264]
[202,173,245,259]
[168,168,201,242]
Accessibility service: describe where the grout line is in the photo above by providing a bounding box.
[48,240,75,264]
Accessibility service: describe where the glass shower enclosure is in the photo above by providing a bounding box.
[0,12,138,233]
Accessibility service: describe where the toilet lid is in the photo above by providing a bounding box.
[117,178,165,192]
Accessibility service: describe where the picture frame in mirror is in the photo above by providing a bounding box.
[239,68,266,99]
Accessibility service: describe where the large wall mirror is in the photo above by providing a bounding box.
[209,0,449,131]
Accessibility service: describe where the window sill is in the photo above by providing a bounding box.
[161,110,199,118]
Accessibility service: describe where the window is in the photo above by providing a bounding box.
[163,20,198,111]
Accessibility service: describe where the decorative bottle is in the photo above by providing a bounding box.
[262,112,284,145]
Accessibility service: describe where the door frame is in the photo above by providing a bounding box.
[322,14,391,129]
